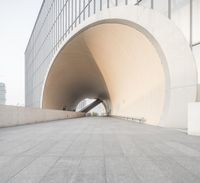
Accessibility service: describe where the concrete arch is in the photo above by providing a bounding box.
[41,5,197,128]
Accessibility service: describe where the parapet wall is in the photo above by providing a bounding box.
[0,105,85,128]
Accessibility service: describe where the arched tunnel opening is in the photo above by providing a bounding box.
[75,98,107,116]
[42,23,165,125]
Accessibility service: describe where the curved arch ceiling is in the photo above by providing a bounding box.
[42,23,165,125]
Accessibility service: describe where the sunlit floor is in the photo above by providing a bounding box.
[0,117,200,183]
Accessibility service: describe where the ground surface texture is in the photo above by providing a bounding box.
[0,117,200,183]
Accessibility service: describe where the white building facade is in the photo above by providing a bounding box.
[25,0,200,128]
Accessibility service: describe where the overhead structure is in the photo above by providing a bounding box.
[25,1,197,128]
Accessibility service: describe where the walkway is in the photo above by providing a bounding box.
[0,117,200,183]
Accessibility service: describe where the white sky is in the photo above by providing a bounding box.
[0,0,43,106]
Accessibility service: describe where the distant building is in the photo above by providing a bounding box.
[76,100,86,111]
[0,82,6,105]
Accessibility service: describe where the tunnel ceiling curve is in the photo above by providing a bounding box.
[42,23,166,125]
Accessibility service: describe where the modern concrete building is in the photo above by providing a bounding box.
[25,0,200,128]
[0,82,6,105]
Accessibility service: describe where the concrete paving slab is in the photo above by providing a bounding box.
[0,117,200,183]
[40,157,81,183]
[7,157,58,183]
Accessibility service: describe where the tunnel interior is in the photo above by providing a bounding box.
[42,23,165,125]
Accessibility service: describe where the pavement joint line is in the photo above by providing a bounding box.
[38,123,92,182]
[116,132,142,182]
[0,126,62,156]
[67,124,96,183]
[5,136,66,183]
[1,117,200,182]
[103,133,107,183]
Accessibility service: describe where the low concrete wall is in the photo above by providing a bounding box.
[188,102,200,136]
[0,105,85,128]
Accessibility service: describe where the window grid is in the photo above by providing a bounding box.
[25,0,199,107]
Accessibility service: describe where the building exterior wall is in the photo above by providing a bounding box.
[25,0,198,127]
[25,0,200,108]
[0,82,6,105]
[25,0,139,107]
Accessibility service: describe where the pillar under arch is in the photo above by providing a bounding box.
[41,6,197,128]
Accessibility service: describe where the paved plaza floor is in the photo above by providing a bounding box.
[0,117,200,183]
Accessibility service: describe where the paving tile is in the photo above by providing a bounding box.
[103,134,123,156]
[166,142,200,157]
[0,117,200,183]
[173,156,200,179]
[149,156,200,183]
[63,134,91,157]
[128,156,171,183]
[40,157,81,183]
[71,157,105,183]
[7,156,58,183]
[44,135,76,157]
[84,134,104,157]
[0,156,35,183]
[106,156,141,183]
